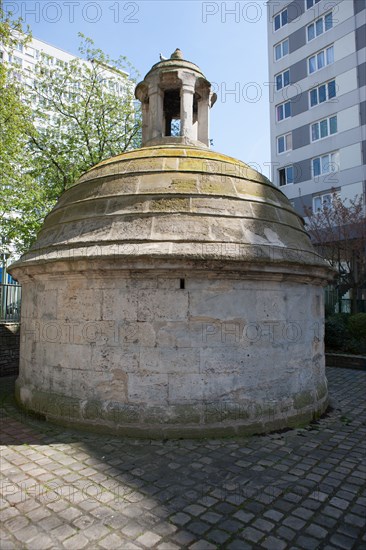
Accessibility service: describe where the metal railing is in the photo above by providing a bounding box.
[334,299,366,314]
[325,287,366,314]
[0,283,22,322]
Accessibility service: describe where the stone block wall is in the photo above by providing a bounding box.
[15,271,328,436]
[0,323,20,377]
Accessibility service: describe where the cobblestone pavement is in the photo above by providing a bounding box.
[1,367,365,550]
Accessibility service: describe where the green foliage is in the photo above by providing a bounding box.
[324,302,336,318]
[0,3,36,254]
[0,63,32,189]
[1,26,141,256]
[28,33,141,195]
[325,313,366,354]
[0,0,30,46]
[348,313,366,342]
[325,314,350,351]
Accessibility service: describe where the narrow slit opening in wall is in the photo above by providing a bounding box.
[193,93,198,121]
[180,278,185,289]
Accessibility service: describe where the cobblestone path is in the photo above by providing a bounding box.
[1,367,365,549]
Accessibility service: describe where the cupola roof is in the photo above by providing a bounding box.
[9,53,333,283]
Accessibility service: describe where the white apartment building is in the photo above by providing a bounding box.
[1,34,78,74]
[267,0,366,216]
[0,34,131,110]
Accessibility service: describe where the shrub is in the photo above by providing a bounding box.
[325,314,350,351]
[348,313,366,342]
[325,313,366,354]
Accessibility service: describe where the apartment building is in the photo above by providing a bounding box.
[1,35,77,74]
[267,0,366,216]
[0,34,130,109]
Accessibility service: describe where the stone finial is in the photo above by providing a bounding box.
[170,48,183,60]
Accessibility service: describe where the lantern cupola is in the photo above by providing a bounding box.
[135,48,217,147]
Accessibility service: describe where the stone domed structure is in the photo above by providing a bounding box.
[10,50,333,437]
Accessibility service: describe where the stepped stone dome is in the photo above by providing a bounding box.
[12,144,330,272]
[9,50,333,437]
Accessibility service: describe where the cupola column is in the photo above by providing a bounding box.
[197,93,210,146]
[141,102,149,144]
[180,81,195,140]
[148,84,164,141]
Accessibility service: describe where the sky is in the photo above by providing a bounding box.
[5,0,272,178]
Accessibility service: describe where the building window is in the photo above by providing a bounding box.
[306,0,321,9]
[313,193,333,212]
[9,55,23,67]
[276,101,291,121]
[307,12,333,41]
[309,80,336,107]
[274,8,288,31]
[308,46,334,74]
[311,116,337,142]
[312,152,339,177]
[279,166,294,186]
[274,39,289,61]
[277,133,292,154]
[275,69,290,91]
[16,43,23,53]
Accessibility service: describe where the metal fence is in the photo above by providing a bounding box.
[335,299,366,314]
[325,287,366,314]
[0,283,22,322]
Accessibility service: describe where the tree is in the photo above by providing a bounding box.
[1,28,141,255]
[304,192,366,313]
[28,34,141,197]
[0,4,38,255]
